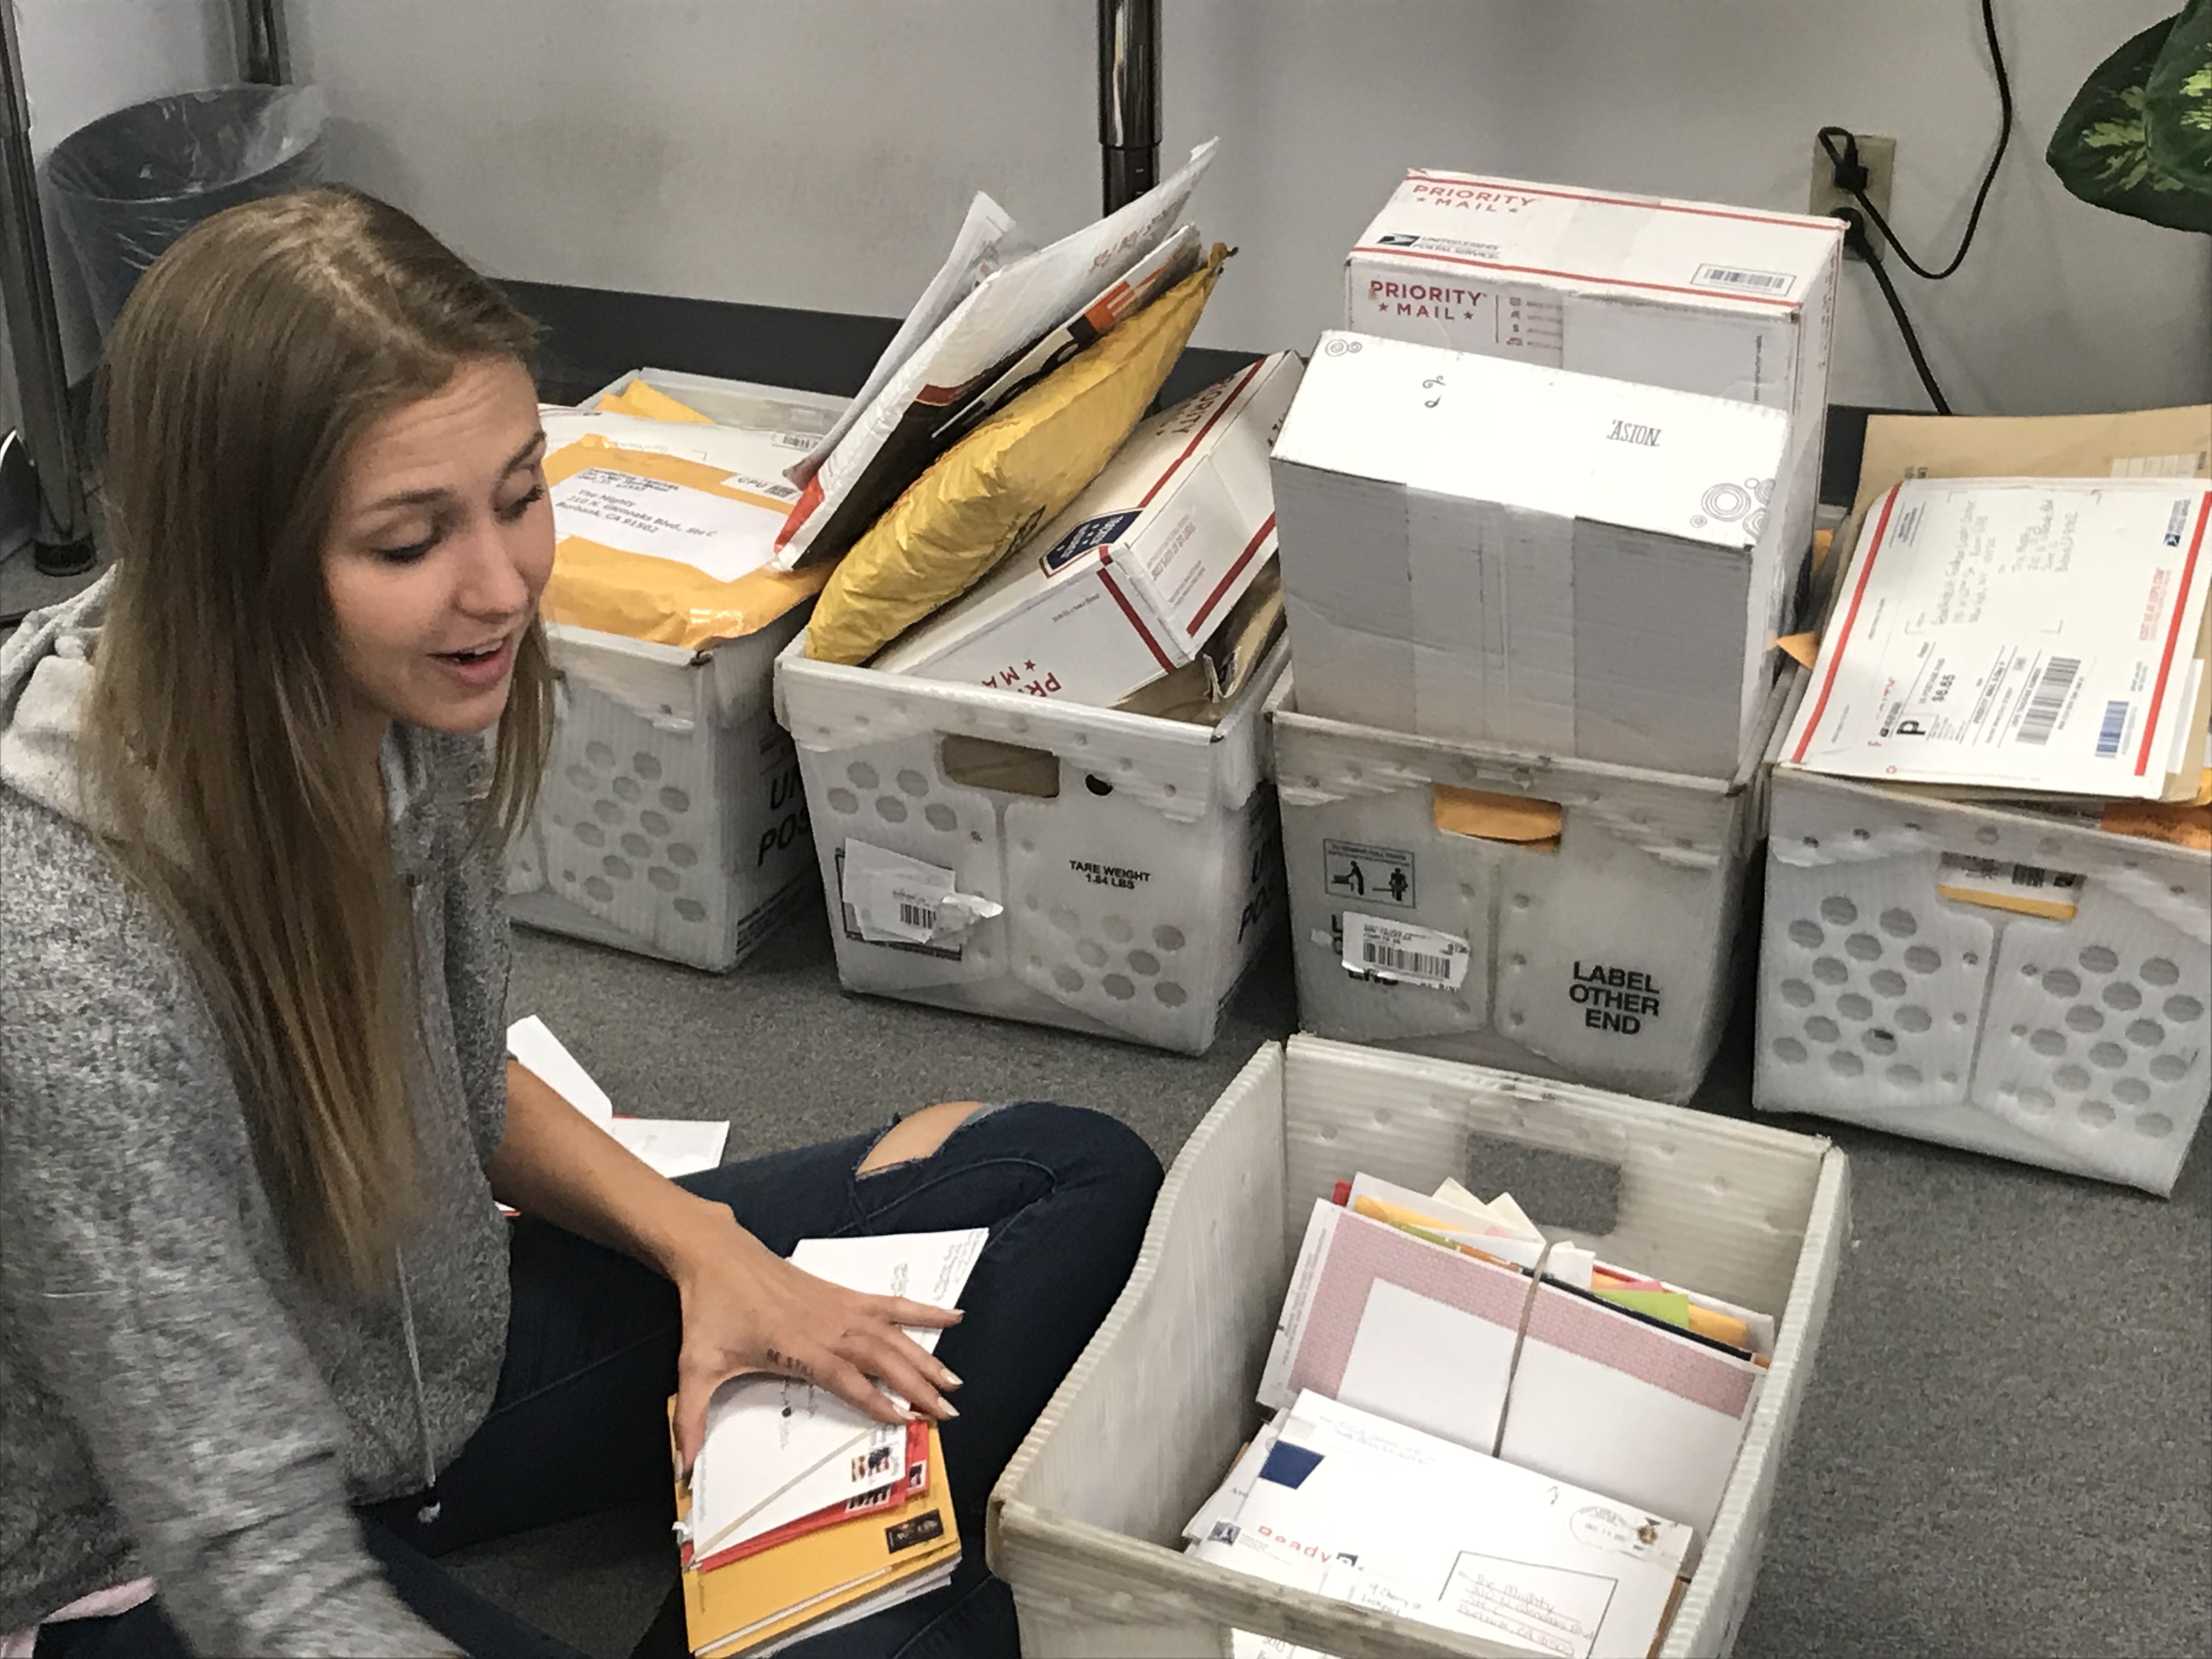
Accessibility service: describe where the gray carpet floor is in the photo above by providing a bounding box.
[467,901,2212,1659]
[8,555,2206,1654]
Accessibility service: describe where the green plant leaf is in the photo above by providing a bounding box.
[2145,0,2212,185]
[2048,10,2212,232]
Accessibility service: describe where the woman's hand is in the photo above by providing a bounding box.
[669,1209,963,1476]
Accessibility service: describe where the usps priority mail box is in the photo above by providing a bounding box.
[872,352,1302,707]
[1346,170,1842,618]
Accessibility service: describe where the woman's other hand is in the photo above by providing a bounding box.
[669,1214,962,1476]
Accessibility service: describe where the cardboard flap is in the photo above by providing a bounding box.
[1851,404,2211,518]
[1114,564,1286,727]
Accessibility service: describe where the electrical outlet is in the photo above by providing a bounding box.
[1810,132,1895,260]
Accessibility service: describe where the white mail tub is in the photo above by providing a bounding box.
[989,1035,1850,1658]
[774,638,1289,1056]
[507,370,846,970]
[1757,759,2211,1195]
[1272,675,1784,1105]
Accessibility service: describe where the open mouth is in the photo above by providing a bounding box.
[434,635,515,675]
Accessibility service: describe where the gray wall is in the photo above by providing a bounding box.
[9,2,2209,421]
[292,0,2210,415]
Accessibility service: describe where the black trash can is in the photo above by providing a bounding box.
[47,84,329,336]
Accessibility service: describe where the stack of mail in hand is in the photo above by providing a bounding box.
[674,1231,985,1657]
[1186,1174,1778,1659]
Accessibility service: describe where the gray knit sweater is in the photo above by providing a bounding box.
[0,576,514,1656]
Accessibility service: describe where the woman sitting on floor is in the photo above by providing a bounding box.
[0,187,1163,1659]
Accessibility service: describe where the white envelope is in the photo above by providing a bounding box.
[1184,1418,1286,1545]
[1221,1391,1692,1659]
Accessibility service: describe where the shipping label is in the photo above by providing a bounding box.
[1342,911,1470,990]
[549,465,784,582]
[1936,853,2084,921]
[837,839,1001,953]
[1785,479,2212,796]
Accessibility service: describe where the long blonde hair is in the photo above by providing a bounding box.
[82,188,553,1291]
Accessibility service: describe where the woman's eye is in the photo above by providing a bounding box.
[374,536,437,565]
[496,481,547,523]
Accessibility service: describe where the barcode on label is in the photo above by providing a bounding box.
[1341,912,1468,990]
[2015,656,2080,745]
[2096,700,2129,758]
[1363,941,1453,980]
[1937,851,2084,916]
[1693,263,1793,294]
[897,901,937,930]
[1946,856,2080,891]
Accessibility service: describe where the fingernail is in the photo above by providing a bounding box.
[938,1401,961,1419]
[940,1369,964,1390]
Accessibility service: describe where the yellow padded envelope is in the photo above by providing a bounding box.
[596,381,714,424]
[540,437,828,652]
[805,245,1230,666]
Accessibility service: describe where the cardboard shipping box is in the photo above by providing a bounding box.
[1271,330,1793,777]
[872,351,1301,706]
[1347,169,1843,597]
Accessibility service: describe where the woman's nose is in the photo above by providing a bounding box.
[454,516,533,617]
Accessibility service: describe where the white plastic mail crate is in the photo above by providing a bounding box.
[509,616,821,970]
[990,1035,1849,1658]
[1271,676,1785,1105]
[1756,759,2212,1195]
[506,371,849,970]
[774,639,1290,1055]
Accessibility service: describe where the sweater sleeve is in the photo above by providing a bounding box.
[0,876,452,1658]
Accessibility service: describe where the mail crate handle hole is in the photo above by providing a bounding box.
[1434,784,1562,853]
[1463,1130,1621,1238]
[939,735,1060,799]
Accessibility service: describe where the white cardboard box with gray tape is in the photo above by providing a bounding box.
[1346,169,1842,590]
[1271,330,1794,778]
[872,351,1301,707]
